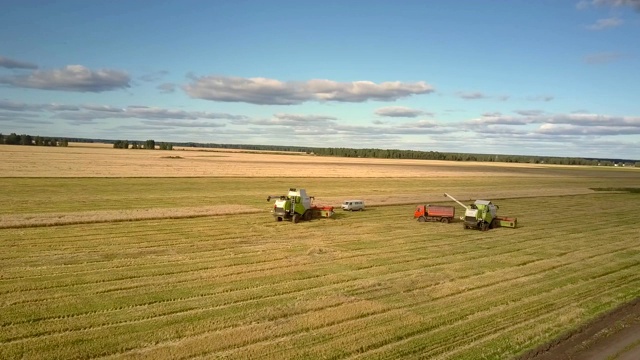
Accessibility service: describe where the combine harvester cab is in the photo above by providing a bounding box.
[267,188,334,223]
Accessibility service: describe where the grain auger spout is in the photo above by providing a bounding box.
[443,193,469,210]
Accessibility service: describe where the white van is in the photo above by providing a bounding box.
[342,200,365,211]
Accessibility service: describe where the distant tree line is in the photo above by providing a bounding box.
[0,133,68,147]
[2,132,638,166]
[171,142,640,167]
[113,139,173,150]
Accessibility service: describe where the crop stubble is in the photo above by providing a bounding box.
[1,193,639,359]
[0,145,639,359]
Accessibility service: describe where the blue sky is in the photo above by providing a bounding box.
[1,0,639,159]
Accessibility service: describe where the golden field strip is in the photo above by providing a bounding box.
[0,144,639,359]
[1,142,618,178]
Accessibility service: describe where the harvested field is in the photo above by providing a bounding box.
[518,298,640,360]
[3,143,631,178]
[0,205,261,229]
[0,145,639,359]
[1,194,639,359]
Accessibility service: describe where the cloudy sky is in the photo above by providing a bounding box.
[1,0,640,159]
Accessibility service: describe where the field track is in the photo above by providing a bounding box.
[0,144,639,359]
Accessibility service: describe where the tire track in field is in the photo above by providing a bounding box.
[0,211,632,296]
[253,276,640,360]
[259,265,640,360]
[5,231,636,346]
[1,224,636,338]
[1,223,612,324]
[402,278,640,358]
[119,259,640,360]
[432,285,640,359]
[2,207,636,350]
[0,222,537,296]
[0,196,612,266]
[0,232,560,329]
[12,239,632,360]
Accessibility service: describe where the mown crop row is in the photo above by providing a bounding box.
[1,192,638,359]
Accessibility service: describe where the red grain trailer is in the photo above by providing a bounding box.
[414,205,455,223]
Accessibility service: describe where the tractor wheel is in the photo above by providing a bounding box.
[418,216,426,222]
[441,217,450,224]
[481,222,489,231]
[292,213,300,223]
[303,210,312,221]
[276,217,283,222]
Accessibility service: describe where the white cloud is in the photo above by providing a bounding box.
[592,0,640,11]
[466,116,532,126]
[237,113,337,127]
[67,106,247,121]
[397,120,440,129]
[274,113,337,122]
[587,17,624,30]
[139,120,226,128]
[139,70,168,82]
[375,106,428,118]
[0,65,130,92]
[0,100,43,112]
[158,83,176,93]
[456,91,489,100]
[515,110,545,116]
[527,95,554,102]
[576,0,591,9]
[584,52,625,64]
[464,112,640,137]
[0,55,38,70]
[0,100,246,122]
[0,100,79,112]
[183,76,435,105]
[82,104,125,113]
[537,123,640,135]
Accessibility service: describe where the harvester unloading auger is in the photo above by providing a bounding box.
[444,193,517,231]
[267,188,334,223]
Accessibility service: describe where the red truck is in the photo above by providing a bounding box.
[414,204,455,223]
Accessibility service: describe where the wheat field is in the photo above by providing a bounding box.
[0,144,639,359]
[1,143,584,178]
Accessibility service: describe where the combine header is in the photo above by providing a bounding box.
[444,193,517,231]
[267,188,334,223]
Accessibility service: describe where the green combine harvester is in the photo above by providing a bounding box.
[267,188,334,223]
[444,193,517,231]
